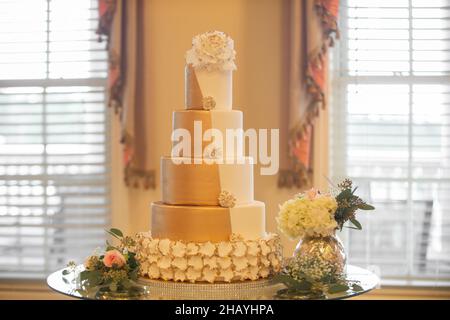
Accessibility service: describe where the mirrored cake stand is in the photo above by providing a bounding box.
[47,264,379,300]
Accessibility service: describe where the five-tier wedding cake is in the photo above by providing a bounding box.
[135,31,282,283]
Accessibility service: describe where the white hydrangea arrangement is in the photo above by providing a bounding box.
[276,188,338,239]
[274,181,375,298]
[185,30,236,71]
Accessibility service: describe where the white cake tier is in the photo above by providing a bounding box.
[229,201,266,240]
[151,201,266,242]
[171,110,244,159]
[161,156,253,206]
[185,65,232,111]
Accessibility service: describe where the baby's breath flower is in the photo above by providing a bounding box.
[337,179,352,190]
[119,236,136,252]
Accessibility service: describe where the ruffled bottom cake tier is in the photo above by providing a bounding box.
[135,232,282,283]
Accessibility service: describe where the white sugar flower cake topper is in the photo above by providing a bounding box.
[185,30,237,71]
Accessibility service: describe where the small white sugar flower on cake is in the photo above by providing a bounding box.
[248,266,260,280]
[260,256,270,267]
[139,261,149,275]
[157,256,172,269]
[217,242,233,257]
[259,267,270,278]
[267,235,281,251]
[199,242,216,257]
[147,254,159,264]
[204,144,222,160]
[186,267,202,282]
[218,190,236,208]
[234,267,251,280]
[186,243,199,255]
[230,233,244,241]
[174,269,186,282]
[188,255,204,270]
[202,266,218,283]
[268,253,280,268]
[158,239,171,255]
[172,257,188,270]
[147,238,160,255]
[160,268,174,281]
[259,240,271,255]
[148,263,160,279]
[232,256,248,271]
[232,242,247,257]
[202,96,216,110]
[247,255,258,267]
[203,256,218,269]
[246,241,260,256]
[217,256,232,269]
[142,237,150,247]
[219,267,235,282]
[172,241,187,257]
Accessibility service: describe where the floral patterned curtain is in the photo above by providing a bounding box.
[278,0,339,189]
[97,0,155,189]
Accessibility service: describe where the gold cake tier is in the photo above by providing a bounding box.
[161,157,219,206]
[171,110,243,159]
[151,201,267,243]
[161,156,253,206]
[151,202,232,242]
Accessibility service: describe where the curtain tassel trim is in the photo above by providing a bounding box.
[280,0,339,189]
[121,130,156,190]
[96,0,117,43]
[278,167,312,189]
[124,164,156,190]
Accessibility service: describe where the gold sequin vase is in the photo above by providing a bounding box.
[292,233,347,282]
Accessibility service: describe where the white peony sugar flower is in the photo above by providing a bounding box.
[185,31,236,71]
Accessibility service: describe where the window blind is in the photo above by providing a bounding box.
[331,0,450,286]
[0,0,110,279]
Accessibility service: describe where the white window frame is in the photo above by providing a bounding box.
[0,0,111,279]
[331,0,450,286]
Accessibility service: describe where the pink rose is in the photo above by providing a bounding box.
[103,250,126,268]
[306,188,318,200]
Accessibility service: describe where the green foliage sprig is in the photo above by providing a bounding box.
[334,179,375,230]
[272,267,364,299]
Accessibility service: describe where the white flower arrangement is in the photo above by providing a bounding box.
[273,181,375,298]
[276,189,338,239]
[185,30,236,71]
